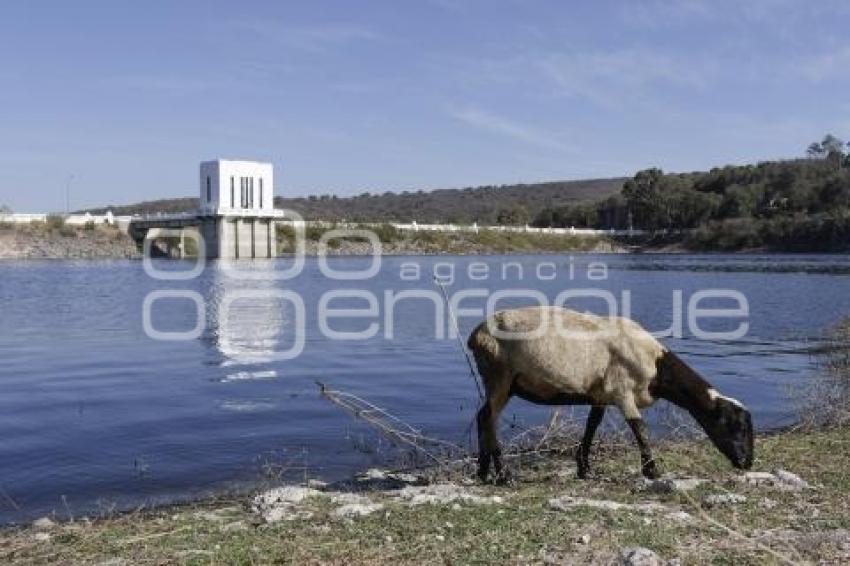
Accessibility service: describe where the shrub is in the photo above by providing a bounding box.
[799,318,850,428]
[304,224,327,241]
[686,218,762,250]
[365,223,402,244]
[684,214,850,252]
[410,230,450,251]
[46,214,66,231]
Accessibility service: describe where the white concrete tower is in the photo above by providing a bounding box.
[196,159,278,259]
[199,159,275,216]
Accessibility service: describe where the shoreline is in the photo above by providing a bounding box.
[0,225,847,261]
[2,426,847,564]
[4,221,849,259]
[3,249,844,261]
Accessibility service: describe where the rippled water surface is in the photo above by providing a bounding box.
[1,254,849,523]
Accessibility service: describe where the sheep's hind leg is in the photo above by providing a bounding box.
[476,381,512,485]
[576,405,605,479]
[476,404,495,482]
[626,417,660,479]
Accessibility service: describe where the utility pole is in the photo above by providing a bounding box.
[65,174,74,215]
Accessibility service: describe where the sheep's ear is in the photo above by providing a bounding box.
[707,388,745,411]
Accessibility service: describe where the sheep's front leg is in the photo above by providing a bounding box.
[576,405,605,479]
[626,418,660,479]
[618,395,660,479]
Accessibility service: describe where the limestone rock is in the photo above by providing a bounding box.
[738,471,777,486]
[621,546,662,566]
[665,510,694,522]
[773,469,811,491]
[737,470,811,491]
[393,483,503,506]
[548,496,665,515]
[704,493,747,507]
[251,486,322,523]
[254,486,321,507]
[355,468,423,487]
[32,517,55,531]
[331,502,384,519]
[641,477,705,493]
[329,492,373,506]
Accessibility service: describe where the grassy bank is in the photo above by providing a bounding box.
[277,223,624,255]
[3,426,848,565]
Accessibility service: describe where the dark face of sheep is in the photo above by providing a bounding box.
[703,398,754,469]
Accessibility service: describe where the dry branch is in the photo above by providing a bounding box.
[316,381,464,465]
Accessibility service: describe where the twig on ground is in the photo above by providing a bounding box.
[0,485,21,513]
[678,489,800,566]
[316,381,464,465]
[536,409,561,450]
[117,526,190,546]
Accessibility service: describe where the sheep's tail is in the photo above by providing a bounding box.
[466,321,503,398]
[467,321,500,359]
[466,322,484,351]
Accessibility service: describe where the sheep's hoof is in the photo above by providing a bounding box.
[641,461,660,480]
[576,449,590,479]
[576,455,590,479]
[477,454,492,483]
[495,469,514,486]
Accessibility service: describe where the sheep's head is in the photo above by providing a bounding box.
[703,392,754,469]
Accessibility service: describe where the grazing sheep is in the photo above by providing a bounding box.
[467,306,754,482]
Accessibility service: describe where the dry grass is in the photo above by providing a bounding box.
[2,426,848,565]
[797,317,850,429]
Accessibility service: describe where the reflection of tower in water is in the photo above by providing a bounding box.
[204,262,294,369]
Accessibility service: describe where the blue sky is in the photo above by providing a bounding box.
[1,0,849,212]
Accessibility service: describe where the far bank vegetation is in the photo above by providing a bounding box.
[276,223,616,255]
[533,134,850,251]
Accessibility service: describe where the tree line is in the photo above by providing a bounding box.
[274,178,623,224]
[531,134,850,250]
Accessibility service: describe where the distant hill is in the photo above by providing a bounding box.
[83,178,625,224]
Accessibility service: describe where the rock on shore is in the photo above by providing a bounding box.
[0,225,139,259]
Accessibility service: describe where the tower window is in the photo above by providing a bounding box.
[206,176,211,202]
